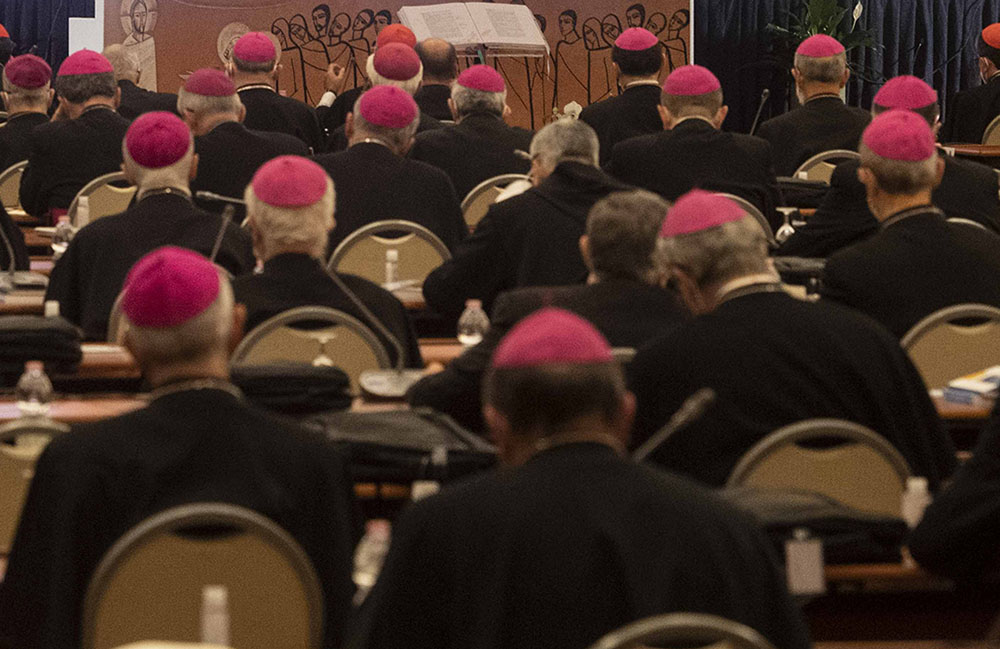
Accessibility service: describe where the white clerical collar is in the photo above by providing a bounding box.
[674,115,716,128]
[715,273,783,304]
[624,79,661,89]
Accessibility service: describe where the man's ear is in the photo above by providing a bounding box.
[345,112,355,140]
[841,67,851,87]
[229,303,247,353]
[614,391,637,448]
[113,86,122,109]
[713,104,728,129]
[188,153,199,181]
[447,97,458,121]
[933,156,945,188]
[399,135,415,156]
[671,267,708,314]
[578,234,592,271]
[657,103,670,129]
[238,104,247,123]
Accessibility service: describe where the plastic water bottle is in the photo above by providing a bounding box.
[15,361,53,418]
[51,216,75,260]
[457,299,489,346]
[901,476,932,529]
[384,249,398,287]
[353,519,391,605]
[75,195,90,228]
[200,585,230,645]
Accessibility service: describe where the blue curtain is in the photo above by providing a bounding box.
[0,0,93,68]
[695,0,1000,132]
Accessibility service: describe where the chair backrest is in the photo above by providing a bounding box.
[82,502,323,649]
[901,303,1000,389]
[0,417,71,553]
[0,160,28,217]
[68,172,137,227]
[231,306,391,393]
[947,217,989,231]
[610,347,636,365]
[587,613,777,649]
[725,418,912,516]
[326,220,451,288]
[0,111,8,123]
[984,114,1000,145]
[793,149,861,184]
[460,173,531,230]
[714,192,776,245]
[111,643,233,649]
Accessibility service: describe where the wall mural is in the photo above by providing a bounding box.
[105,0,691,129]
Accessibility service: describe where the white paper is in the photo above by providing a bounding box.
[398,3,482,49]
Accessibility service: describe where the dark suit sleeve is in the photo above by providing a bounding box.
[754,137,785,229]
[305,109,325,154]
[910,406,1000,581]
[817,252,860,310]
[434,175,467,251]
[0,205,29,270]
[18,133,51,218]
[43,236,86,329]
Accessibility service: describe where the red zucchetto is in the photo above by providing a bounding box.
[372,43,421,81]
[873,75,937,111]
[358,85,418,129]
[233,31,276,63]
[3,54,51,89]
[125,112,191,169]
[796,34,845,58]
[183,68,236,97]
[662,64,721,96]
[660,189,745,237]
[57,50,113,76]
[862,109,936,162]
[376,24,417,49]
[122,247,221,328]
[457,65,505,93]
[492,307,613,369]
[615,27,658,51]
[251,155,329,207]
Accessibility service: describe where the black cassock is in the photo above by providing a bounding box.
[941,74,1000,145]
[778,155,1000,258]
[19,106,129,217]
[44,192,255,340]
[408,112,533,200]
[237,87,325,153]
[324,110,444,153]
[580,83,663,166]
[756,96,870,177]
[628,289,956,489]
[232,252,423,368]
[116,80,179,121]
[821,207,1000,338]
[422,161,630,319]
[352,443,812,649]
[0,111,48,172]
[413,83,453,122]
[0,388,360,649]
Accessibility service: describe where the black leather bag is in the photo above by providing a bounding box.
[0,315,82,382]
[230,363,353,415]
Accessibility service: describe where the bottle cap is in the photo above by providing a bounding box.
[793,527,810,541]
[366,519,391,539]
[57,215,71,224]
[201,584,228,608]
[44,300,59,318]
[466,299,482,309]
[25,360,43,372]
[386,249,398,262]
[906,476,929,492]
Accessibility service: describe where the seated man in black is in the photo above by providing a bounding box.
[103,44,178,120]
[779,75,1000,258]
[821,109,1000,338]
[45,111,254,339]
[413,37,457,121]
[941,23,1000,144]
[233,154,422,368]
[423,119,629,319]
[580,27,665,165]
[359,307,811,649]
[757,34,870,177]
[409,64,532,200]
[0,54,53,172]
[0,246,359,649]
[628,189,955,488]
[18,49,130,219]
[409,188,686,431]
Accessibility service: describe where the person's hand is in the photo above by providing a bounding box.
[325,63,348,94]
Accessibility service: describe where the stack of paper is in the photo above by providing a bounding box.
[942,365,1000,407]
[398,3,549,57]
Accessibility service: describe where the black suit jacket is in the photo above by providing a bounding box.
[238,86,324,153]
[821,207,1000,338]
[607,118,783,228]
[779,154,1000,257]
[313,142,466,253]
[356,442,811,649]
[45,192,255,340]
[325,109,444,153]
[192,120,309,214]
[579,83,663,166]
[757,96,870,177]
[232,253,423,368]
[409,112,532,200]
[18,106,130,216]
[116,80,179,120]
[413,83,453,121]
[0,388,359,649]
[319,86,363,135]
[628,290,956,488]
[422,161,630,318]
[942,74,1000,144]
[0,111,48,172]
[409,279,687,431]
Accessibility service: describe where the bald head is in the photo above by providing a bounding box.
[415,38,458,84]
[103,44,139,83]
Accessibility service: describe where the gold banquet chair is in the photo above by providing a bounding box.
[68,171,137,227]
[0,160,29,220]
[82,503,323,649]
[231,306,391,394]
[327,219,450,290]
[793,149,861,184]
[460,173,531,230]
[983,114,1000,145]
[901,303,1000,390]
[0,416,71,553]
[587,613,777,649]
[725,419,911,517]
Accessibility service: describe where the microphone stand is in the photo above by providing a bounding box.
[632,388,716,462]
[749,88,771,136]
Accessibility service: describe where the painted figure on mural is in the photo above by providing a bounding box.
[553,9,587,111]
[121,0,157,90]
[271,17,302,97]
[375,10,393,34]
[348,9,375,85]
[312,4,331,40]
[289,13,330,104]
[326,11,354,75]
[662,8,689,69]
[626,3,646,28]
[583,17,612,104]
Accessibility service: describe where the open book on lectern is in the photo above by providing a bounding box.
[397,3,549,57]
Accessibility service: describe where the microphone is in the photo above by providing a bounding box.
[632,388,717,461]
[749,88,771,136]
[209,204,235,264]
[195,190,245,206]
[327,270,408,372]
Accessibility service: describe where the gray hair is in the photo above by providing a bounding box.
[586,189,668,282]
[244,176,335,259]
[656,215,770,289]
[102,44,138,82]
[661,88,723,120]
[232,55,276,74]
[858,142,938,195]
[451,84,505,118]
[529,119,600,172]
[54,71,116,103]
[125,269,234,365]
[122,136,195,190]
[351,94,419,153]
[177,86,243,117]
[1,73,50,103]
[365,54,423,95]
[794,51,847,84]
